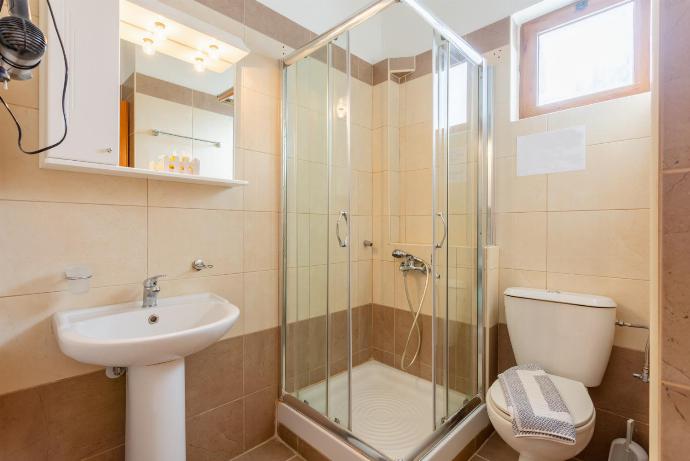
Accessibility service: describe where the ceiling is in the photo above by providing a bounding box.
[257,0,543,62]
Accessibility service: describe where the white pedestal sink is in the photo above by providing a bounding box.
[53,293,240,461]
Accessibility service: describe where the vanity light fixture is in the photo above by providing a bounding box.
[194,56,206,72]
[142,36,156,55]
[152,21,167,41]
[208,44,220,60]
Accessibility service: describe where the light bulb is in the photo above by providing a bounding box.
[153,21,167,41]
[142,37,156,56]
[208,44,220,60]
[194,57,206,73]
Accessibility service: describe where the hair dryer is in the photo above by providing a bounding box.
[0,0,47,85]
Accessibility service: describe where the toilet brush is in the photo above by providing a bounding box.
[608,419,648,461]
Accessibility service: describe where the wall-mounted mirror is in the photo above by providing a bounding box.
[118,0,244,181]
[40,0,249,185]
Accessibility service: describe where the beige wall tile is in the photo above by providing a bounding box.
[547,210,649,280]
[547,138,651,211]
[547,92,651,145]
[0,284,140,395]
[244,212,279,272]
[402,169,432,216]
[148,207,244,278]
[401,74,432,126]
[547,273,649,350]
[237,53,281,99]
[493,104,547,158]
[243,150,280,212]
[351,79,373,129]
[237,86,280,155]
[244,270,279,333]
[0,201,147,297]
[494,156,547,212]
[352,123,373,172]
[0,107,147,206]
[147,179,244,211]
[400,121,432,171]
[494,212,547,271]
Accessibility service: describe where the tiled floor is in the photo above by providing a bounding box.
[471,433,581,461]
[230,438,305,461]
[470,433,519,461]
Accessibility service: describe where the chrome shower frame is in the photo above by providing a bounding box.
[280,0,493,459]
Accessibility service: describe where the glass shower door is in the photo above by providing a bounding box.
[284,44,330,415]
[327,32,352,429]
[433,35,481,426]
[282,36,352,429]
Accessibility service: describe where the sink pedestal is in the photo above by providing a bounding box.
[125,358,186,461]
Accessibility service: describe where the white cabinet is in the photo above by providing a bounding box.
[40,0,120,164]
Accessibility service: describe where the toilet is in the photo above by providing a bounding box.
[487,288,617,461]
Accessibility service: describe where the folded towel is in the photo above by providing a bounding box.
[498,364,576,445]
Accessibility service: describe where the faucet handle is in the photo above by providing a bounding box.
[144,274,166,287]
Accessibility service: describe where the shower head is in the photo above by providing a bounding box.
[0,0,46,84]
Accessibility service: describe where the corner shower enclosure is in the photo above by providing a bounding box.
[281,1,490,459]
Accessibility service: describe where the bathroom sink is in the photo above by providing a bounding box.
[53,292,240,367]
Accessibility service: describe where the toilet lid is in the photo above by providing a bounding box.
[489,374,594,428]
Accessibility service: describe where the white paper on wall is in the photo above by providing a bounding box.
[516,126,586,176]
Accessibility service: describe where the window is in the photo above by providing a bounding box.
[519,0,650,118]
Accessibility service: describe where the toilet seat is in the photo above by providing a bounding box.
[486,375,596,461]
[488,373,595,428]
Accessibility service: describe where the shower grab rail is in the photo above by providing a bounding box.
[435,212,447,248]
[336,211,349,248]
[151,129,222,148]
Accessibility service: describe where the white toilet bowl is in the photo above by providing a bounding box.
[486,375,596,461]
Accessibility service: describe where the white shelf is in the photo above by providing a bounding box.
[40,157,249,188]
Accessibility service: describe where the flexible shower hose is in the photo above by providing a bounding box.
[400,265,430,370]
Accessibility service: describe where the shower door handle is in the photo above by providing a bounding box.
[336,211,349,248]
[435,212,447,249]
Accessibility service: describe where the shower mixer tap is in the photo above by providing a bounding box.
[392,249,428,273]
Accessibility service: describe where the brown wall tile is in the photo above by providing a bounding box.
[187,399,245,461]
[244,387,277,450]
[462,18,510,55]
[578,408,648,461]
[82,445,125,461]
[373,304,394,353]
[373,60,388,86]
[497,323,516,373]
[661,383,690,460]
[0,387,50,460]
[136,73,193,107]
[195,0,244,22]
[660,0,690,170]
[244,0,312,50]
[588,346,649,423]
[661,172,690,385]
[186,335,244,417]
[244,327,280,395]
[38,372,126,461]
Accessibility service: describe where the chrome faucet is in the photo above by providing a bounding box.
[142,275,166,308]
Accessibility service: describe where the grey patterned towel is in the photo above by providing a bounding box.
[498,364,576,445]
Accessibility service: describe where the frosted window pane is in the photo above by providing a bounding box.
[449,62,468,126]
[538,1,635,106]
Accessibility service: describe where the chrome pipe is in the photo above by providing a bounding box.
[402,0,483,66]
[282,0,398,66]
